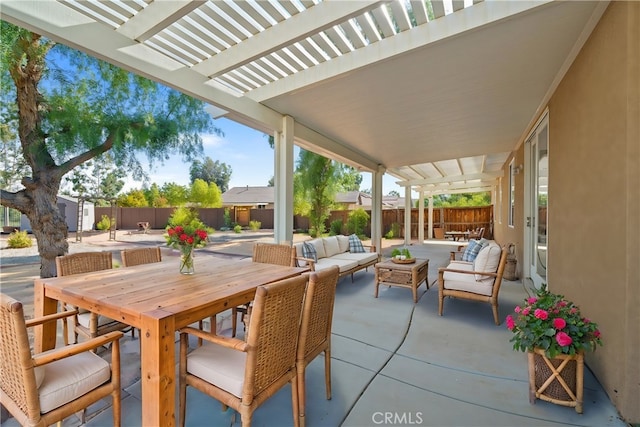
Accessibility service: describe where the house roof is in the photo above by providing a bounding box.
[222,186,274,205]
[1,1,608,194]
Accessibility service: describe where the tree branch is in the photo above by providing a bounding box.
[57,132,115,177]
[0,188,31,213]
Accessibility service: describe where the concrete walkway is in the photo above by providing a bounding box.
[0,232,629,427]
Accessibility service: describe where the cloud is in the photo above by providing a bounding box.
[201,133,226,148]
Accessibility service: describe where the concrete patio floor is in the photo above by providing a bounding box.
[0,233,629,427]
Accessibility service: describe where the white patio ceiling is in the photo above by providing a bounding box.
[0,0,608,194]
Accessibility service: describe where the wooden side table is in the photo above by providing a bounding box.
[374,258,429,303]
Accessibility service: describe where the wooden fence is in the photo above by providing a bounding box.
[95,206,493,239]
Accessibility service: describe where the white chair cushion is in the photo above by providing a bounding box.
[442,262,494,296]
[322,236,341,258]
[308,239,327,259]
[336,235,350,253]
[473,242,502,281]
[187,342,246,398]
[38,351,111,413]
[78,312,119,328]
[332,252,378,266]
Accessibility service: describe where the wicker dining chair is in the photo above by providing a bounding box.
[120,246,162,267]
[55,251,132,344]
[225,243,298,337]
[178,273,309,427]
[296,266,339,427]
[0,293,123,427]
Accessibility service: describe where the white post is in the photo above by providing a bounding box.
[418,189,424,243]
[371,166,384,253]
[428,195,434,239]
[404,186,412,246]
[273,116,294,244]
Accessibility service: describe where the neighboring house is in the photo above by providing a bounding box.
[20,195,95,233]
[223,188,408,212]
[222,186,274,226]
[335,191,412,209]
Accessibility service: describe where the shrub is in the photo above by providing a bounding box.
[385,222,401,239]
[329,219,343,236]
[249,220,261,231]
[233,224,242,233]
[223,208,231,229]
[346,208,369,238]
[7,230,33,248]
[96,215,111,231]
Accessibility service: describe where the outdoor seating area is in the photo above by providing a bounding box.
[0,235,626,427]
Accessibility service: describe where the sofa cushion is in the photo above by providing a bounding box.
[462,240,485,262]
[302,242,317,262]
[348,234,365,253]
[336,235,350,253]
[473,242,502,281]
[314,257,359,274]
[332,251,378,266]
[308,238,327,259]
[323,236,341,258]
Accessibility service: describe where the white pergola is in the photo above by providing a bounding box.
[0,0,608,248]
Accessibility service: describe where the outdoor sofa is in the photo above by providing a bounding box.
[294,235,379,280]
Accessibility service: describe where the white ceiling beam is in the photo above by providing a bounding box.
[192,1,387,78]
[248,0,549,102]
[293,123,379,172]
[0,0,283,131]
[398,172,503,186]
[117,0,205,41]
[422,186,494,195]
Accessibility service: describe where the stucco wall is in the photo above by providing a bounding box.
[493,149,525,278]
[494,2,639,422]
[495,2,639,422]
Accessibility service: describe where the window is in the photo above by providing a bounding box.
[508,159,516,227]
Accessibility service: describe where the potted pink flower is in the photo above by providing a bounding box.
[506,284,602,413]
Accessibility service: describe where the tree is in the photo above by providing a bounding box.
[145,183,168,208]
[295,150,339,237]
[388,190,400,197]
[336,164,362,192]
[62,154,124,203]
[431,192,492,207]
[117,190,148,207]
[189,178,222,207]
[189,157,232,193]
[161,182,189,207]
[0,23,219,277]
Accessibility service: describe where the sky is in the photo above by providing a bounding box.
[124,117,405,196]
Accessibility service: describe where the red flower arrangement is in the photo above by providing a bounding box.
[165,225,208,249]
[506,284,602,358]
[165,215,209,274]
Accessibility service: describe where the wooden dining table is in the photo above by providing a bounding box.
[33,256,309,426]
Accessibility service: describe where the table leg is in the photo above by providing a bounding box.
[140,313,177,426]
[34,279,58,353]
[374,268,380,298]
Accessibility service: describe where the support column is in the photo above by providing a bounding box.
[274,116,294,245]
[404,186,412,246]
[370,166,384,254]
[418,189,424,243]
[428,195,434,239]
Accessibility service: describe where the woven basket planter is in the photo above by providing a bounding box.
[528,348,584,413]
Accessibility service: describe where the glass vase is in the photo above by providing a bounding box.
[179,247,195,275]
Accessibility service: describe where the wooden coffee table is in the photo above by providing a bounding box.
[374,258,429,303]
